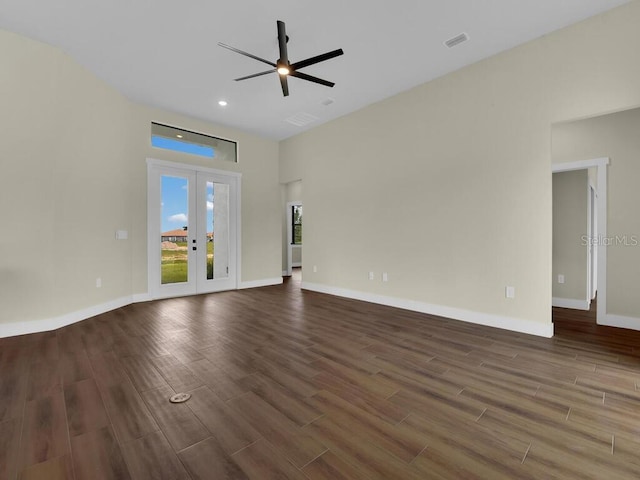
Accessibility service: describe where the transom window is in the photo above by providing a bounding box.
[151,122,237,162]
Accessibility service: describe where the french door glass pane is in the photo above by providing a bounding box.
[161,175,189,284]
[206,181,214,280]
[208,181,230,279]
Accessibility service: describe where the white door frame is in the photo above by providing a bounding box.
[588,184,598,301]
[286,201,302,276]
[147,158,242,299]
[552,157,608,324]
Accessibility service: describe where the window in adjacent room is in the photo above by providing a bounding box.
[151,122,237,162]
[292,205,302,245]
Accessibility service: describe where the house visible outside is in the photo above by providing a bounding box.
[161,227,188,242]
[161,228,214,284]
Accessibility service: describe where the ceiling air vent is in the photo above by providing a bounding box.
[444,32,469,49]
[285,112,319,127]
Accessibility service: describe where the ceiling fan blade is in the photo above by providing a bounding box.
[289,71,335,88]
[280,75,290,97]
[218,42,276,67]
[290,49,344,70]
[277,20,288,64]
[234,69,276,81]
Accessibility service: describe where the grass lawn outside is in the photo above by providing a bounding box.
[161,241,214,284]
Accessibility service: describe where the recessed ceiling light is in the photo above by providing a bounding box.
[176,134,183,138]
[218,100,228,107]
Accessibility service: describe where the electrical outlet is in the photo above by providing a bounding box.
[96,277,102,288]
[368,271,375,280]
[382,272,388,282]
[558,274,565,284]
[313,265,317,273]
[505,286,515,299]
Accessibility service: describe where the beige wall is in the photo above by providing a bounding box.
[0,29,134,326]
[552,171,588,302]
[4,1,640,335]
[280,1,640,332]
[0,28,281,330]
[553,108,640,318]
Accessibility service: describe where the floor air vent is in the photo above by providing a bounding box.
[169,393,191,403]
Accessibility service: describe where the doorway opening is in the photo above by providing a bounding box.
[286,201,302,277]
[551,158,608,325]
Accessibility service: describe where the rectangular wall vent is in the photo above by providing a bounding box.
[444,32,469,48]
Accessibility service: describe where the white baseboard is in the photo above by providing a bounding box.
[600,314,640,331]
[2,279,560,339]
[132,293,153,303]
[0,295,134,338]
[301,282,554,338]
[552,297,590,311]
[239,277,283,290]
[1,276,284,338]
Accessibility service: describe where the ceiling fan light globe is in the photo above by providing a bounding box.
[277,66,290,75]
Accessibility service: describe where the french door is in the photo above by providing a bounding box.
[147,160,240,298]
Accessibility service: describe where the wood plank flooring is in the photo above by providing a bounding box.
[2,271,640,479]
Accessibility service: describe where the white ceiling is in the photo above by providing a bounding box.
[0,0,631,140]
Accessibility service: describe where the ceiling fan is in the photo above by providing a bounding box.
[218,20,344,97]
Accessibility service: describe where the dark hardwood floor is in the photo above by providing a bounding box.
[2,271,640,479]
